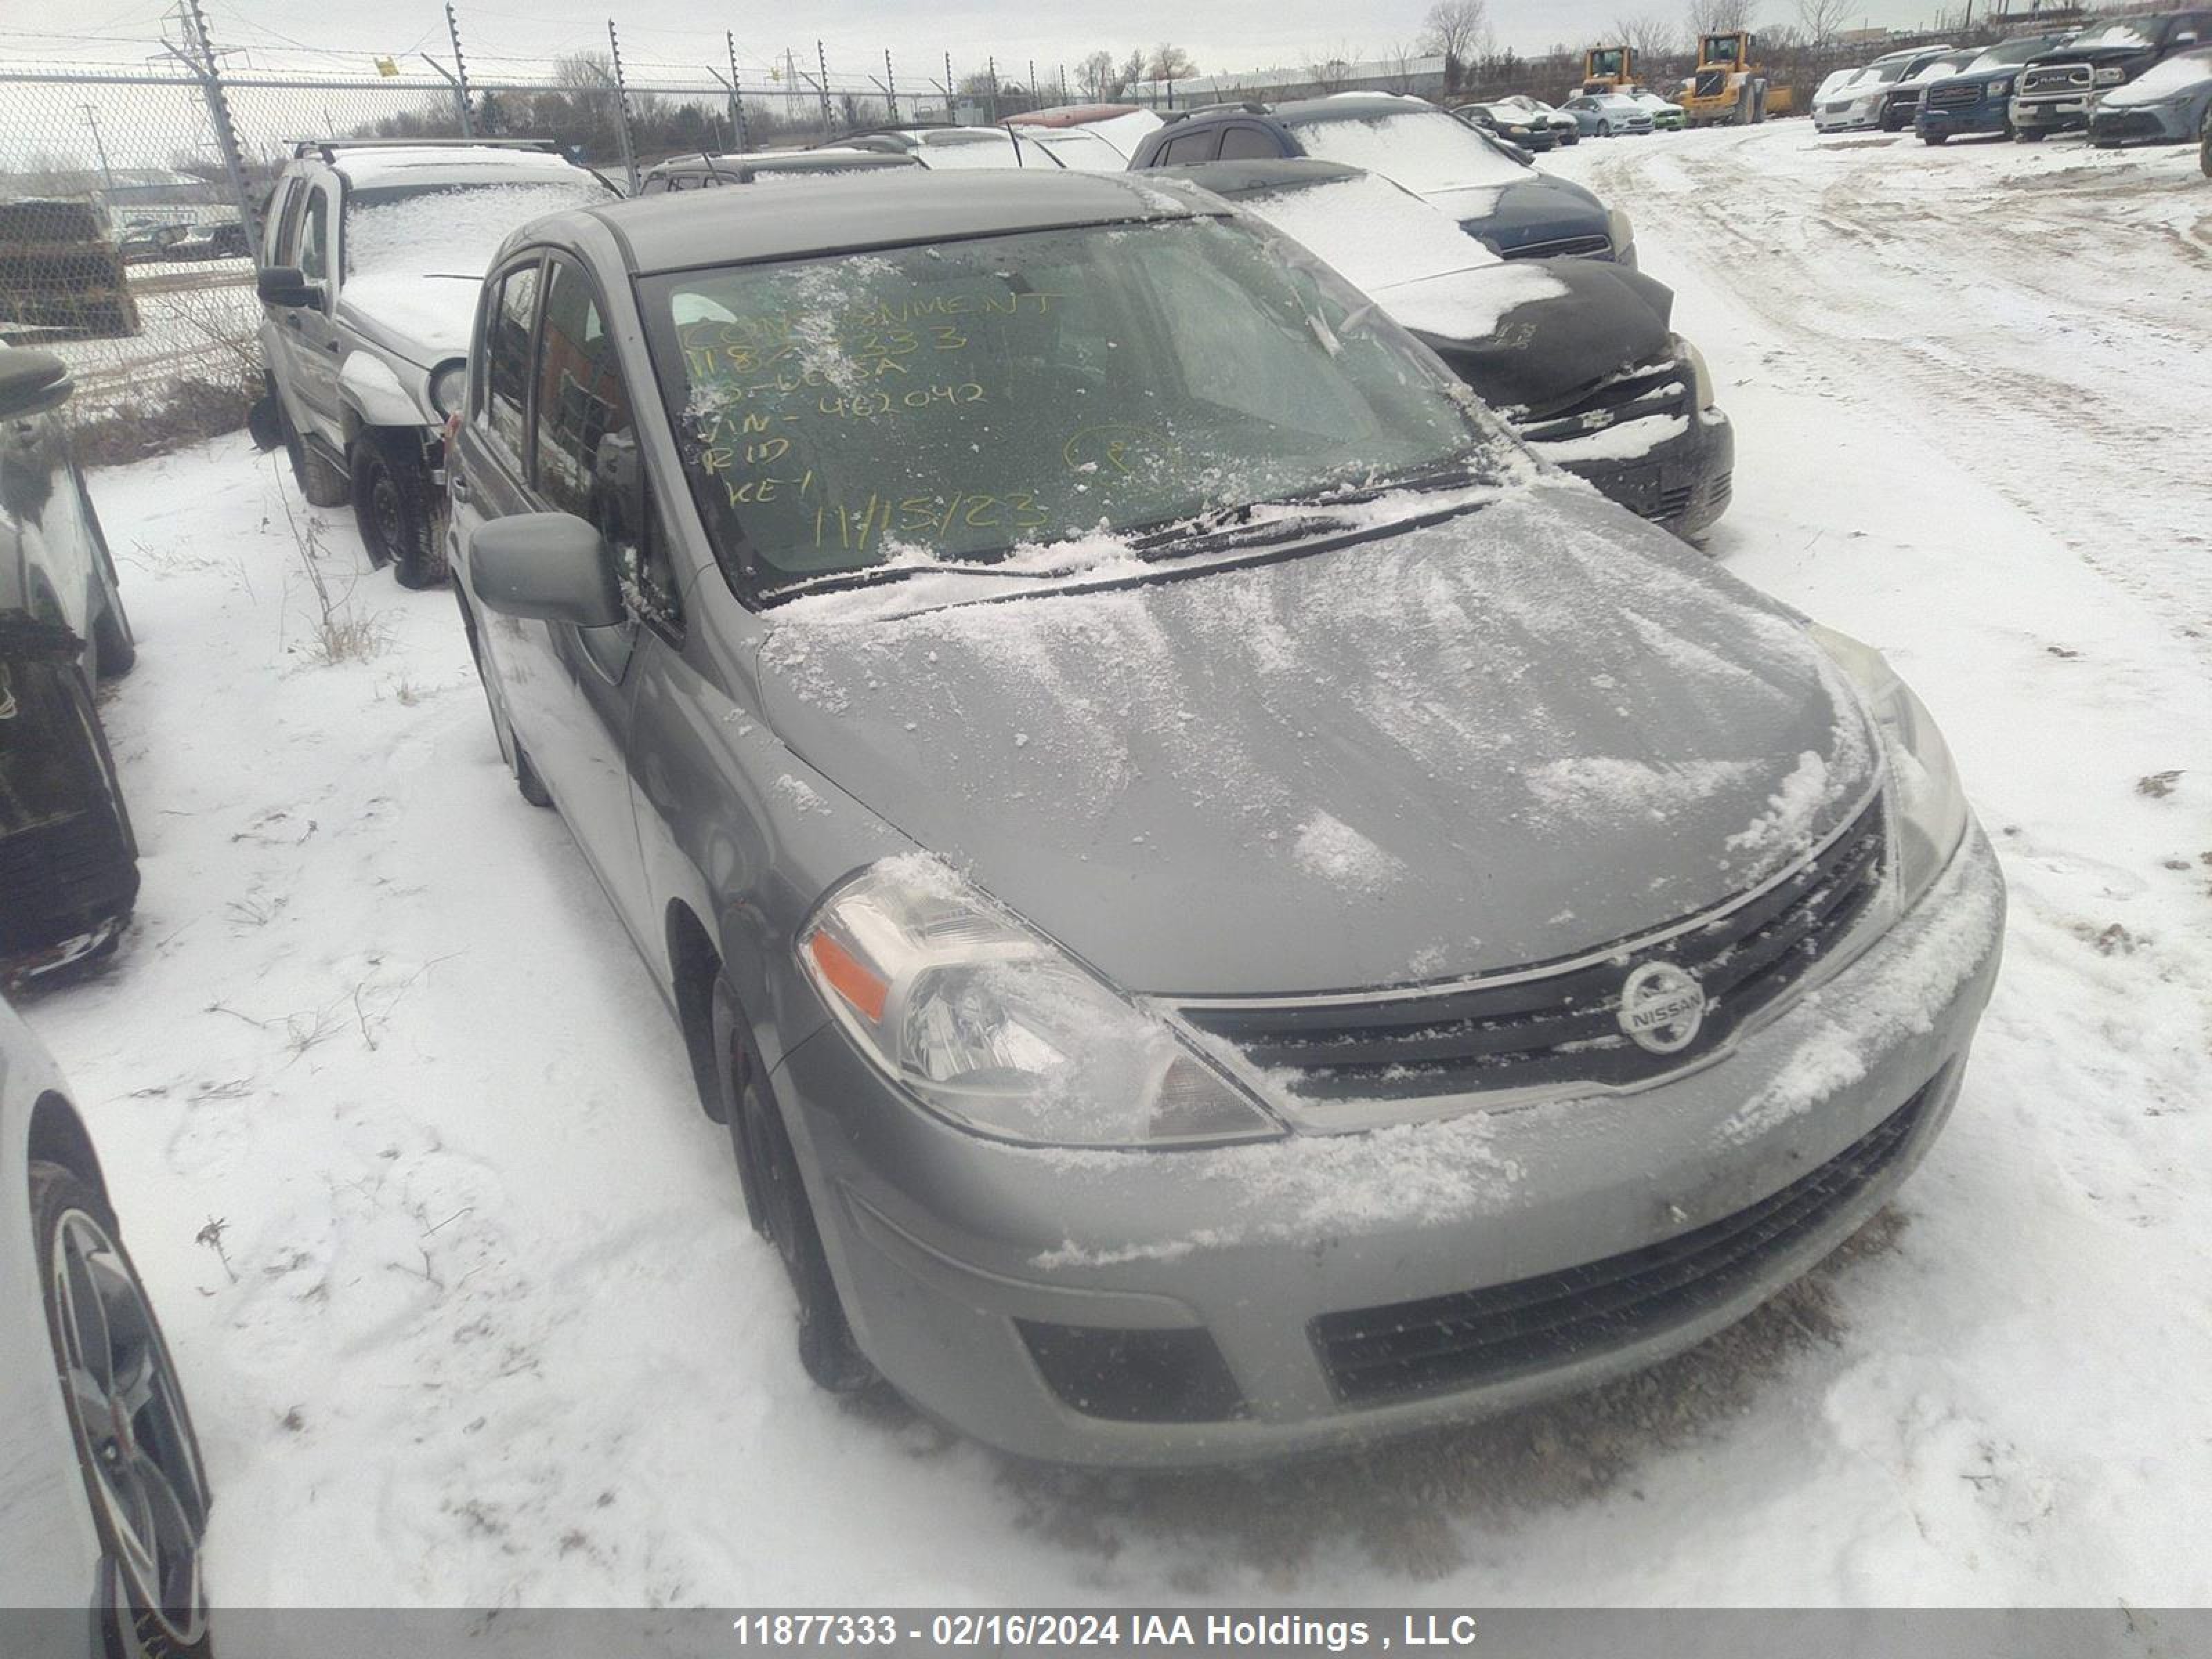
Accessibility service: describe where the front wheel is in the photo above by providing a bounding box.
[1597,120,1611,137]
[711,977,875,1395]
[33,1163,212,1659]
[350,429,447,589]
[1922,131,1949,145]
[2014,129,2045,142]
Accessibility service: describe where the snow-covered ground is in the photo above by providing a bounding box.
[18,120,2212,1612]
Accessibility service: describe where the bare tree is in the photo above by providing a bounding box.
[1078,49,1118,100]
[1304,47,1362,93]
[1120,48,1148,91]
[1420,0,1492,89]
[1379,38,1423,93]
[1145,43,1199,82]
[1614,14,1683,61]
[1687,0,1758,36]
[1792,0,1848,46]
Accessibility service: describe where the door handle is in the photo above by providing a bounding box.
[449,472,470,503]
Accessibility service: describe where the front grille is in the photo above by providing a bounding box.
[1177,794,1888,1105]
[2091,110,2162,138]
[1310,1073,1940,1405]
[1497,232,1612,261]
[1511,357,1687,444]
[1927,80,1983,109]
[2021,63,2090,95]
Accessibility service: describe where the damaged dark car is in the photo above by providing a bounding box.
[1176,160,1732,538]
[0,348,140,986]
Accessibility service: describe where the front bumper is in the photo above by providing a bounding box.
[1917,98,2011,138]
[2012,95,2091,133]
[1814,104,1884,132]
[771,827,2005,1466]
[2088,104,2195,144]
[1544,400,1734,541]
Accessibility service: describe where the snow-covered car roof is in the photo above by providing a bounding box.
[2066,21,2155,50]
[326,144,598,192]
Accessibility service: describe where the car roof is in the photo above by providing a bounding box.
[646,149,921,178]
[1006,103,1143,127]
[1165,157,1363,197]
[570,169,1219,274]
[317,144,590,190]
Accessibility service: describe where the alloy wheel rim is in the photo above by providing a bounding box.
[50,1207,208,1647]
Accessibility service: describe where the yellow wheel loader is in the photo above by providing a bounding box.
[1580,46,1633,93]
[1678,32,1794,126]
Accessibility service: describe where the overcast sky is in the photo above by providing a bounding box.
[15,0,1955,86]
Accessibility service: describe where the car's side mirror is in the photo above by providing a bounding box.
[256,265,321,308]
[0,349,72,421]
[468,512,624,628]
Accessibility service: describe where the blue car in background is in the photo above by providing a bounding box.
[1916,31,2079,142]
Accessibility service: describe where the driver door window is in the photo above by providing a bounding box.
[534,258,682,637]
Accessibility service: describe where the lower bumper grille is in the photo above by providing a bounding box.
[1311,1072,1941,1405]
[2090,111,2164,140]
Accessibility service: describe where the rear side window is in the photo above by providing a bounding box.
[1157,128,1221,165]
[1217,126,1280,160]
[264,178,299,265]
[297,186,330,283]
[480,261,540,470]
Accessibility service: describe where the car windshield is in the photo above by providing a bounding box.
[1284,107,1526,191]
[1963,38,2063,71]
[344,178,610,276]
[641,214,1494,604]
[2069,23,2152,50]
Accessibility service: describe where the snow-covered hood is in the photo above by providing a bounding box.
[333,272,480,368]
[1427,176,1613,259]
[756,480,1879,997]
[1382,258,1674,411]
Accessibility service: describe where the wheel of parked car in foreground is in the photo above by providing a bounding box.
[1922,130,1950,144]
[350,431,447,589]
[709,976,877,1396]
[1597,120,1612,135]
[32,1161,212,1659]
[2200,109,2211,175]
[2015,129,2045,142]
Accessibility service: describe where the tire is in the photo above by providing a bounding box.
[710,977,875,1395]
[514,742,553,809]
[278,402,348,509]
[1597,120,1611,137]
[350,429,447,589]
[2015,129,2045,142]
[91,600,136,681]
[1922,131,1949,145]
[31,1162,212,1659]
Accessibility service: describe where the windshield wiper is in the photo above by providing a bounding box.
[758,558,1058,606]
[1127,456,1500,559]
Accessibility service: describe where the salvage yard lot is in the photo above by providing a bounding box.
[21,120,2212,1609]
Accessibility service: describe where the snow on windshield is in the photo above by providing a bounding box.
[345,180,610,277]
[1288,109,1526,194]
[2068,23,2153,50]
[1238,174,1499,290]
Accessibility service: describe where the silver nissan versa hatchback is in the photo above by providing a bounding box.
[446,171,2004,1465]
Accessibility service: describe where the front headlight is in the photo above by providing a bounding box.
[1988,75,2015,96]
[429,359,467,418]
[1808,626,1971,910]
[798,857,1283,1148]
[2094,66,2125,84]
[1678,335,1716,409]
[1605,204,1634,254]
